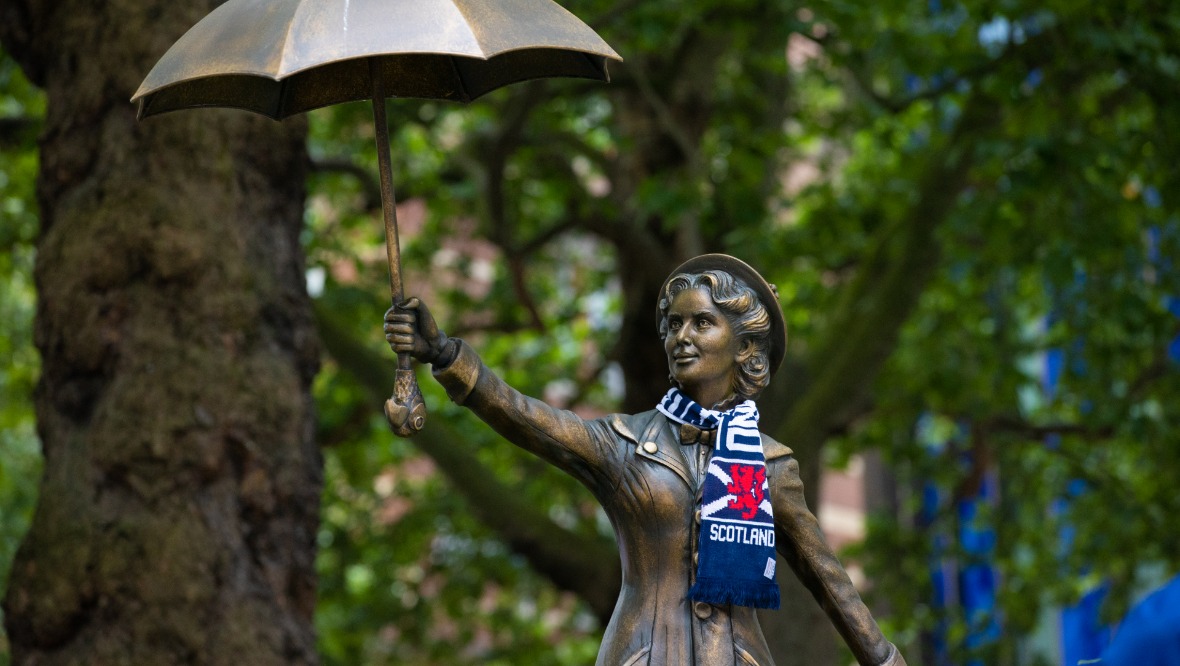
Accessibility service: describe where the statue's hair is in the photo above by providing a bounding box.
[658,270,772,401]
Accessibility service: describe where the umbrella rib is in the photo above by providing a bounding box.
[274,78,287,119]
[275,0,304,79]
[447,56,471,102]
[581,51,609,82]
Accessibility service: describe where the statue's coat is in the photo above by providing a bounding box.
[435,340,900,666]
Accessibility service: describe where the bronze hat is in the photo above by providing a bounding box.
[657,253,787,376]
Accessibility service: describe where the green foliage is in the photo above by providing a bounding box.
[0,50,44,666]
[806,2,1180,661]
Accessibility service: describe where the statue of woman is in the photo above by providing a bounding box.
[385,254,905,666]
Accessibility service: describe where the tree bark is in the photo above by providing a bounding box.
[1,1,321,664]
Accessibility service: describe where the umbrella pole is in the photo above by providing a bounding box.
[372,59,427,437]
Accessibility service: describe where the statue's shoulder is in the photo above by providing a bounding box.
[760,431,794,461]
[601,409,661,444]
[604,411,793,459]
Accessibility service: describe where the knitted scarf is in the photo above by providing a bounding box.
[657,388,781,609]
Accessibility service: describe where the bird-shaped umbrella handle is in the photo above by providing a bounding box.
[385,355,427,437]
[372,65,427,437]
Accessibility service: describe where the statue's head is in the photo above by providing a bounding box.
[657,255,786,405]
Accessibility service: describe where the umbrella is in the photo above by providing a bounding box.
[132,0,621,436]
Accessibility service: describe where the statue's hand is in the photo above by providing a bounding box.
[384,297,449,364]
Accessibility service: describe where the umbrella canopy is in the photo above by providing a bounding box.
[132,0,621,119]
[132,0,620,437]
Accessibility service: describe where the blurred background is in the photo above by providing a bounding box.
[1,0,1178,664]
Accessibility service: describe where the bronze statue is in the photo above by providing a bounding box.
[385,254,906,666]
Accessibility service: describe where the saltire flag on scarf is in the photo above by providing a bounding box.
[657,388,781,609]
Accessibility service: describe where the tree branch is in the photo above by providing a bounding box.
[0,1,43,87]
[1126,324,1180,398]
[0,115,40,148]
[589,0,645,30]
[564,359,613,410]
[979,415,1116,441]
[841,36,1040,115]
[483,82,548,245]
[316,400,378,448]
[629,62,697,166]
[843,60,989,115]
[507,255,545,331]
[517,218,583,256]
[545,129,613,173]
[308,156,382,212]
[448,318,538,338]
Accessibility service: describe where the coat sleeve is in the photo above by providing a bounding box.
[768,453,906,666]
[431,339,620,489]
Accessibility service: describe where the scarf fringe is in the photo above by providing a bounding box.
[690,578,781,610]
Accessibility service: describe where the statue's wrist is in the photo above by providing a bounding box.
[879,643,906,666]
[429,336,459,368]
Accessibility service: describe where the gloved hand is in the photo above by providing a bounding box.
[383,297,450,365]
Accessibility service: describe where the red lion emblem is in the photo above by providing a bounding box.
[726,464,766,520]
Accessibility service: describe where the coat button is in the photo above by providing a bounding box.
[693,552,699,568]
[642,441,658,454]
[694,509,701,524]
[693,601,712,619]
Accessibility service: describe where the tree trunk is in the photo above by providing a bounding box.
[0,1,321,664]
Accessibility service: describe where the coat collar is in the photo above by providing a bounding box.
[609,410,693,489]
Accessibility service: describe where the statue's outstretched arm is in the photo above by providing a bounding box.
[385,300,619,487]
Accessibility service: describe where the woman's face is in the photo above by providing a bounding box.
[664,287,749,409]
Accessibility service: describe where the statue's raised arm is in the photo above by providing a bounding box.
[385,254,905,666]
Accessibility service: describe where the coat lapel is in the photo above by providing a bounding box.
[611,410,693,490]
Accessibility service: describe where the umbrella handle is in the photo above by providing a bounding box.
[385,353,427,437]
[372,61,426,437]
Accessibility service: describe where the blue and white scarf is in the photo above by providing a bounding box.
[657,388,781,609]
